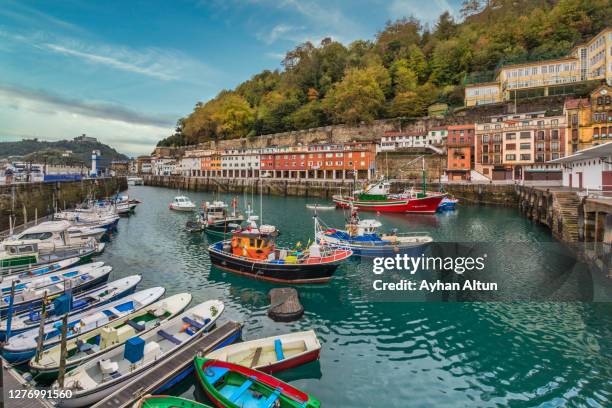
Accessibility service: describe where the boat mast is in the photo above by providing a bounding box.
[421,156,426,196]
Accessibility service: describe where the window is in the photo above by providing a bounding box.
[482,145,489,153]
[506,144,516,150]
[537,131,545,140]
[536,154,545,162]
[482,155,489,164]
[506,133,516,140]
[520,132,531,139]
[482,135,490,143]
[520,154,531,161]
[536,142,544,151]
[551,141,560,151]
[520,143,531,150]
[551,130,559,140]
[506,154,516,161]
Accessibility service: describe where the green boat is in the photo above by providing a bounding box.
[136,395,212,408]
[194,356,321,408]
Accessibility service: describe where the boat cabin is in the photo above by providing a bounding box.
[1,241,39,268]
[230,233,274,260]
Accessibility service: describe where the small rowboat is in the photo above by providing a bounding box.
[205,330,321,373]
[0,264,112,317]
[2,287,165,363]
[305,204,336,210]
[1,256,80,280]
[29,293,191,382]
[0,275,142,340]
[194,357,321,408]
[136,395,212,408]
[55,300,224,408]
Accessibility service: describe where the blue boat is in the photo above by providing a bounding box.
[437,197,459,211]
[315,212,432,257]
[2,287,165,363]
[0,275,142,340]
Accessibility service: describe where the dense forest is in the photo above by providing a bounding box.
[157,0,611,147]
[0,139,129,168]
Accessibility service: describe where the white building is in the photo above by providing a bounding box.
[220,149,261,178]
[152,157,178,176]
[379,133,428,150]
[549,141,612,191]
[426,127,448,145]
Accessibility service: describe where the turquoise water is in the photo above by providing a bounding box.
[98,186,612,407]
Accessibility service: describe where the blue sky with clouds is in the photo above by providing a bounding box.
[0,0,461,156]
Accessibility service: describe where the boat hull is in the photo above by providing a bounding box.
[333,194,444,213]
[208,246,348,284]
[321,241,430,257]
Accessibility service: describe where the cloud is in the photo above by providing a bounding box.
[0,0,85,34]
[0,28,218,85]
[257,24,302,44]
[388,0,455,23]
[0,84,175,128]
[0,87,172,156]
[265,51,287,60]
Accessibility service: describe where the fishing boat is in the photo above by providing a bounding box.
[54,209,120,231]
[29,293,192,381]
[305,204,336,210]
[206,330,321,374]
[0,264,112,317]
[208,220,351,284]
[201,198,245,235]
[194,357,321,408]
[136,395,212,408]
[0,275,142,339]
[169,196,196,212]
[54,299,225,408]
[0,240,104,277]
[315,208,432,257]
[2,287,165,363]
[1,256,80,282]
[333,178,444,213]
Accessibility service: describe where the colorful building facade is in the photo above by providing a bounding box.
[446,124,475,181]
[565,84,612,154]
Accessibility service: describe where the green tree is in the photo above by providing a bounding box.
[323,67,385,125]
[390,59,418,94]
[288,101,325,129]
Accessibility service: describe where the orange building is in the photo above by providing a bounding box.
[446,124,475,181]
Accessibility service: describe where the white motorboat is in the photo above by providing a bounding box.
[169,196,196,212]
[54,299,224,407]
[3,221,103,252]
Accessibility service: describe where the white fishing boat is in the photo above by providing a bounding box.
[169,196,196,212]
[206,330,321,374]
[0,264,112,318]
[0,275,142,339]
[2,287,165,363]
[305,204,336,210]
[29,292,192,381]
[54,299,224,407]
[54,209,119,231]
[0,261,105,293]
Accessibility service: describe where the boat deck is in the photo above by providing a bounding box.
[2,356,54,408]
[91,320,242,408]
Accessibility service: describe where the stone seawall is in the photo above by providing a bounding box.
[0,177,128,232]
[143,175,518,206]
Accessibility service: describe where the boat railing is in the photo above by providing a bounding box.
[211,242,349,263]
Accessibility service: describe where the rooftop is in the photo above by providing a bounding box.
[549,141,612,163]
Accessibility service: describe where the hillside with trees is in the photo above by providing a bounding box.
[0,138,129,168]
[158,0,611,147]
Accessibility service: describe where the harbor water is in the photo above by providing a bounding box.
[98,186,612,407]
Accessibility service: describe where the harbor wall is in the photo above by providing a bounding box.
[142,175,518,206]
[0,177,127,232]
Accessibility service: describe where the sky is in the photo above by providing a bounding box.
[0,0,462,157]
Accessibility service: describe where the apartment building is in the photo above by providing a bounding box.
[446,124,475,181]
[220,149,261,178]
[464,27,612,106]
[427,126,448,145]
[475,112,566,180]
[565,84,612,153]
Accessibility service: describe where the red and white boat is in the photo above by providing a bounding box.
[205,330,321,373]
[333,179,444,214]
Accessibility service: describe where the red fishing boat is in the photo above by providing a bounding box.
[333,156,444,213]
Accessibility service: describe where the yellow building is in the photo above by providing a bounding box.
[464,82,502,107]
[499,57,580,100]
[564,84,612,153]
[464,27,611,106]
[570,27,612,83]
